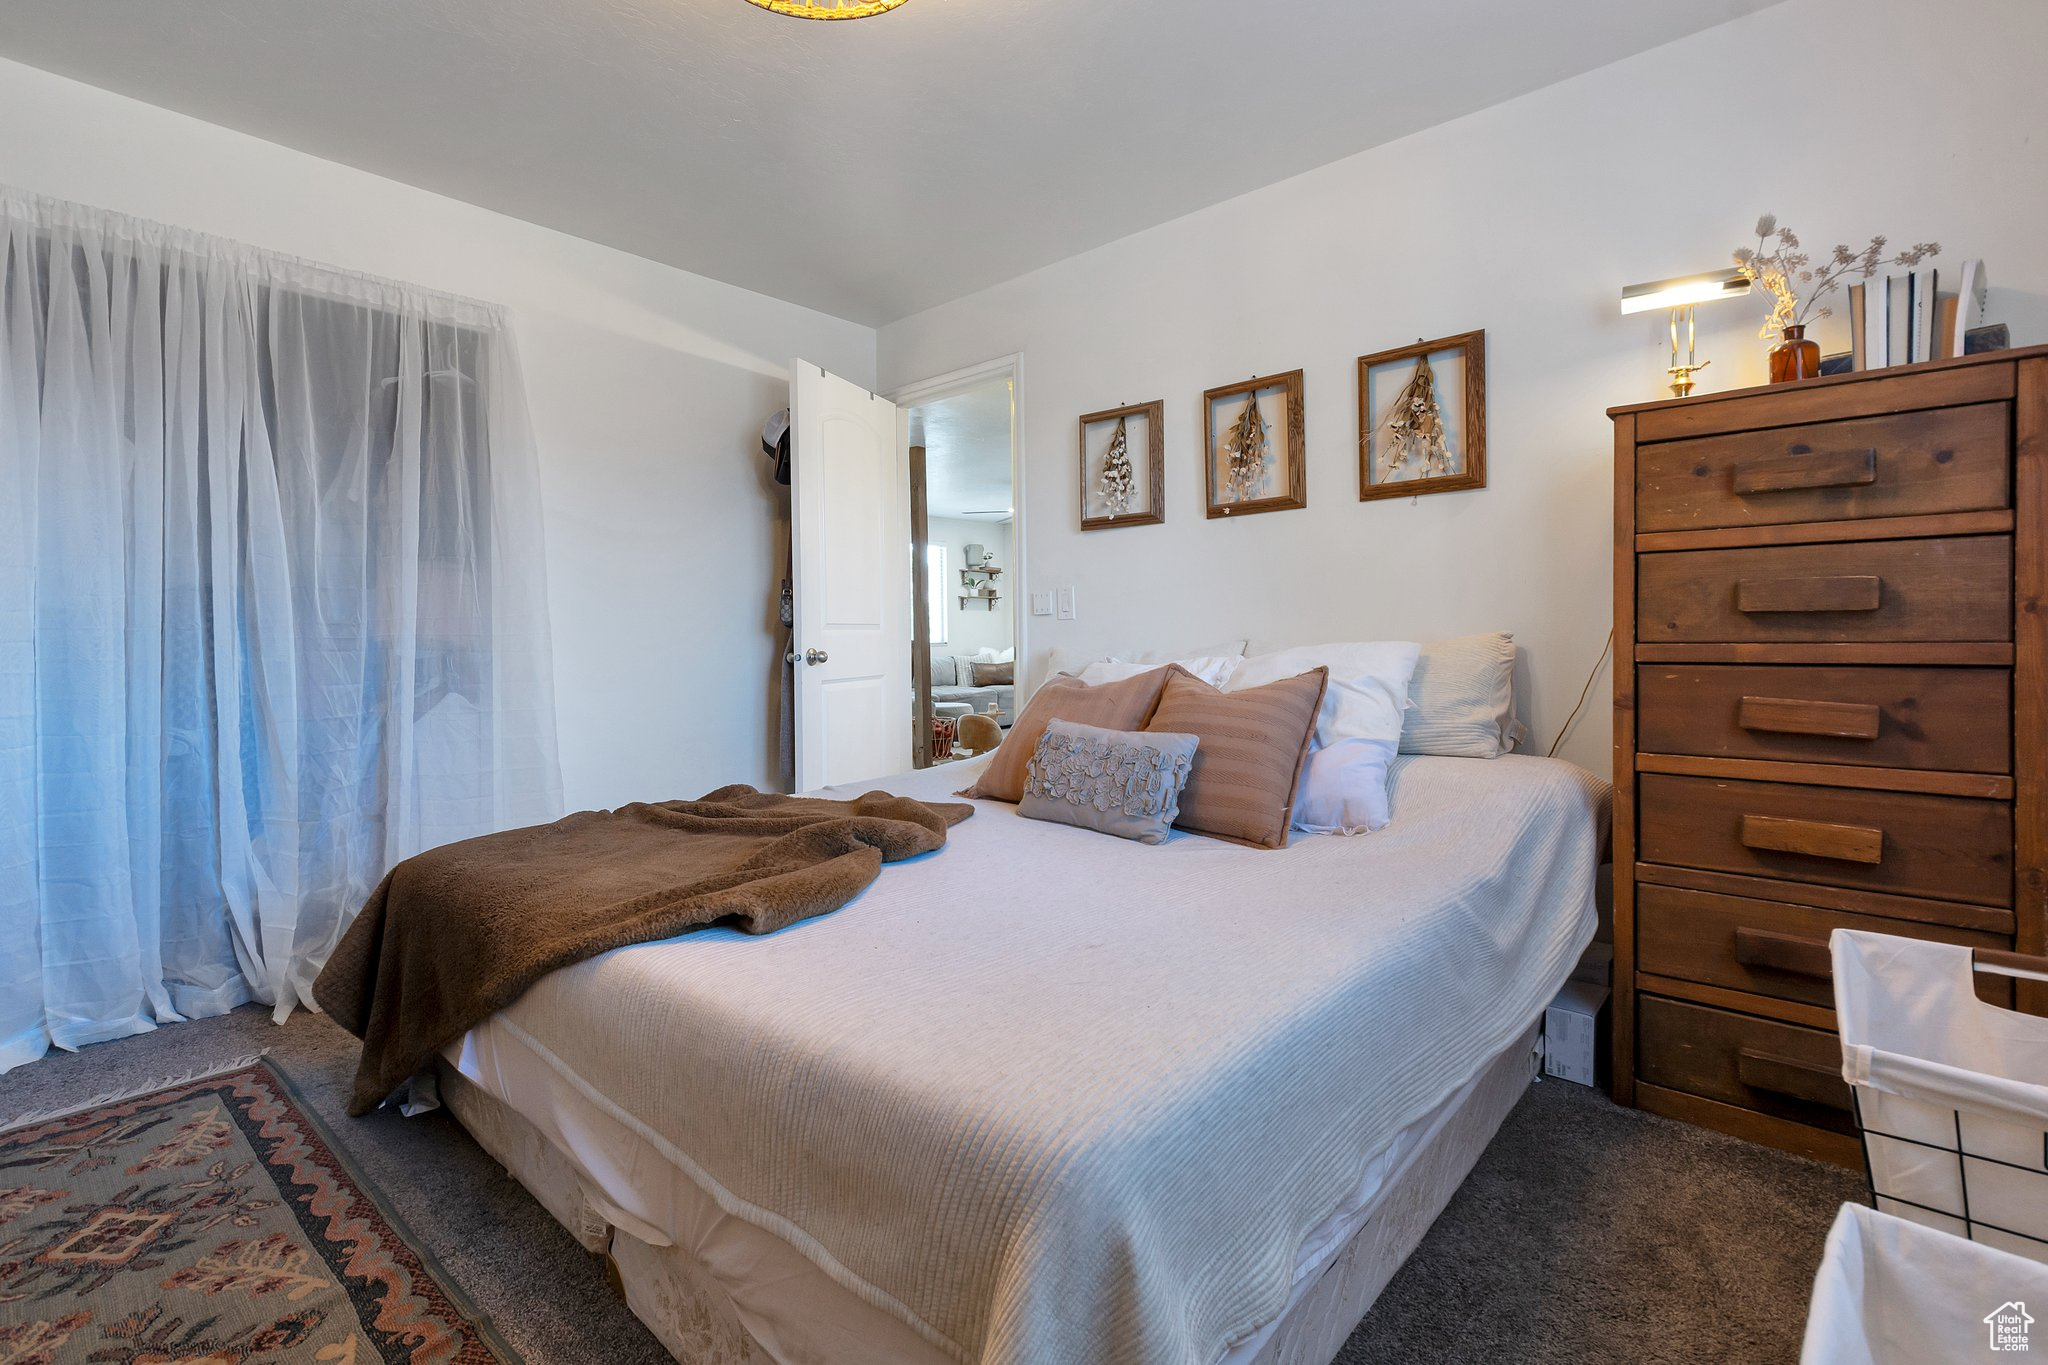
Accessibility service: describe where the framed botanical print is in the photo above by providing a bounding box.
[1202,369,1306,519]
[1078,400,1165,530]
[1358,330,1486,501]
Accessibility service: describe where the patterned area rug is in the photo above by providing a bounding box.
[0,1060,516,1364]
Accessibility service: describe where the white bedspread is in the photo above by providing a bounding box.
[479,754,1607,1365]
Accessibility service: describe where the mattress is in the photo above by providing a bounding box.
[440,1020,1544,1365]
[447,752,1607,1365]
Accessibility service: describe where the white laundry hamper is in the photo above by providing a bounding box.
[1802,1202,2048,1364]
[1831,929,2048,1261]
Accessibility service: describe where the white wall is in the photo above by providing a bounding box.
[878,0,2048,773]
[928,518,1015,657]
[0,57,875,809]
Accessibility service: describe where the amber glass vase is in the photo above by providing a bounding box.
[1769,324,1822,384]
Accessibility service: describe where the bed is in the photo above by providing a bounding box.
[434,750,1608,1365]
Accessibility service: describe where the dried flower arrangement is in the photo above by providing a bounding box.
[1377,352,1452,480]
[1221,393,1271,503]
[1357,331,1485,503]
[1733,214,1940,342]
[1200,372,1304,519]
[1097,415,1134,515]
[1077,400,1164,530]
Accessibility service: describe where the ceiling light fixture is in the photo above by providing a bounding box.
[742,0,909,18]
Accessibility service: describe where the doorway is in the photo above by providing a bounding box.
[894,358,1023,770]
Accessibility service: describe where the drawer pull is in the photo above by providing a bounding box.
[1737,1048,1852,1111]
[1736,695,1882,741]
[1732,446,1878,495]
[1736,574,1883,614]
[1740,813,1885,864]
[1732,928,1835,979]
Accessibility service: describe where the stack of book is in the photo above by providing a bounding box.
[1845,259,1991,370]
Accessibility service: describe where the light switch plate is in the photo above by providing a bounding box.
[1031,591,1054,617]
[1056,586,1077,621]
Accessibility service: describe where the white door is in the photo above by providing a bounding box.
[790,360,909,792]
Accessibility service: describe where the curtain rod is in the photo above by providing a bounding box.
[0,182,507,331]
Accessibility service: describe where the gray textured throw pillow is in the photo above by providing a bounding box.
[1018,719,1198,845]
[1399,632,1520,757]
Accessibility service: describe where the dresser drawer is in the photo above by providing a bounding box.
[1636,883,2011,1010]
[1637,996,1856,1134]
[1637,773,2013,907]
[1636,664,2011,773]
[1637,535,2012,645]
[1635,402,2010,533]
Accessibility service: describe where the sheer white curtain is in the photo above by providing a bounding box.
[0,187,561,1071]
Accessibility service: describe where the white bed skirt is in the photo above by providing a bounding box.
[436,1021,1541,1365]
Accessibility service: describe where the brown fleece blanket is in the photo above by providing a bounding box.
[314,784,973,1115]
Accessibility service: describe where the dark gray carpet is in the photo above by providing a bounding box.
[0,1008,1862,1363]
[1341,1074,1863,1364]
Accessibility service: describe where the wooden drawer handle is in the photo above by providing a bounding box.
[1737,1048,1852,1111]
[1732,446,1877,495]
[1736,695,1882,741]
[1740,813,1885,864]
[1736,574,1883,614]
[1732,928,1835,979]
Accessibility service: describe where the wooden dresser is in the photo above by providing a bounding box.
[1610,345,2048,1166]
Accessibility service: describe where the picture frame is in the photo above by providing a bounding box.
[1357,330,1486,501]
[1201,369,1306,519]
[1078,399,1165,530]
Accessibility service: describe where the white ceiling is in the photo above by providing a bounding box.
[0,0,1771,325]
[910,377,1012,521]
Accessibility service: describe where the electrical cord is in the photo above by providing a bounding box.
[1547,628,1614,759]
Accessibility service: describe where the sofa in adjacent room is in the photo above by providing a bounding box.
[930,654,1014,726]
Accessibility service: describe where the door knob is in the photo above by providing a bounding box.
[805,648,829,666]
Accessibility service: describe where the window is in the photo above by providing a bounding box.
[926,544,948,645]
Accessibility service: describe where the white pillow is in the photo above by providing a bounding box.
[1225,640,1420,836]
[1224,640,1419,747]
[1050,639,1248,679]
[1132,639,1247,666]
[1292,737,1399,834]
[1074,655,1240,687]
[1400,633,1519,757]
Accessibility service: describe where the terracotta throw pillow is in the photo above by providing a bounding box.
[1144,666,1329,849]
[959,667,1175,803]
